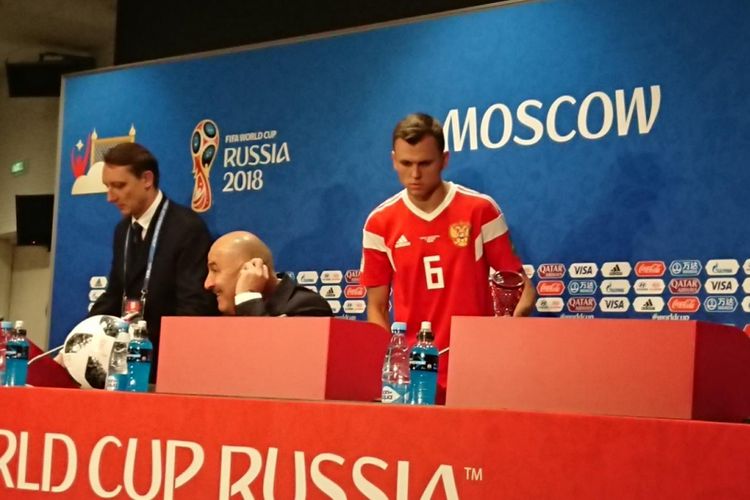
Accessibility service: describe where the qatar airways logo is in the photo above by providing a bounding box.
[537,263,566,279]
[444,85,660,152]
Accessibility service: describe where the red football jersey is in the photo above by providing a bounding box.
[361,182,523,386]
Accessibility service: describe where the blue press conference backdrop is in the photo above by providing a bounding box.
[51,0,750,347]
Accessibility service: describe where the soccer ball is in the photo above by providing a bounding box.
[62,315,122,389]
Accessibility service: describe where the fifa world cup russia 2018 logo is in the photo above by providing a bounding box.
[191,119,220,212]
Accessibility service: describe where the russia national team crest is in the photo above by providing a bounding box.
[190,119,220,212]
[449,222,471,247]
[70,126,136,195]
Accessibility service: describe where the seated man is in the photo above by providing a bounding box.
[205,231,332,317]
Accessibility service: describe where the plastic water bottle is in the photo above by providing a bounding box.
[409,321,438,405]
[0,320,13,383]
[127,320,153,392]
[4,320,30,387]
[381,321,410,404]
[105,320,130,391]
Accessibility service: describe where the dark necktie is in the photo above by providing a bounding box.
[131,222,143,246]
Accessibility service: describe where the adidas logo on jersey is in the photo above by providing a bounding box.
[395,234,410,248]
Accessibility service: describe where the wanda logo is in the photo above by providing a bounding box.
[536,281,565,296]
[668,296,700,313]
[635,261,666,277]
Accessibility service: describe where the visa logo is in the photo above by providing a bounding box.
[568,262,598,278]
[599,297,630,312]
[705,278,738,295]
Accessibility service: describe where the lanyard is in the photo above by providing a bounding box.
[122,199,170,309]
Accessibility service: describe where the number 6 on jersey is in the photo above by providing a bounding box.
[423,255,445,290]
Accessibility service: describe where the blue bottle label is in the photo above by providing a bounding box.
[409,353,438,372]
[382,383,410,403]
[6,344,29,360]
[127,347,153,363]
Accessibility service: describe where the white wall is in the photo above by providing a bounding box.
[0,73,59,348]
[0,36,114,348]
[7,246,52,348]
[0,240,11,320]
[0,76,59,237]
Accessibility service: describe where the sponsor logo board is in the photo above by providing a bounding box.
[635,261,666,277]
[633,278,665,295]
[535,297,564,313]
[601,279,631,295]
[343,300,366,314]
[320,270,343,284]
[705,278,739,295]
[743,278,750,294]
[633,296,665,313]
[668,296,700,313]
[537,264,566,279]
[706,259,740,276]
[88,289,105,302]
[741,297,750,313]
[297,271,319,284]
[522,264,535,279]
[327,300,341,314]
[89,276,108,289]
[703,296,738,313]
[344,285,367,299]
[568,263,598,278]
[599,297,630,312]
[345,269,361,284]
[600,262,632,278]
[320,285,342,299]
[536,280,565,296]
[668,278,701,295]
[567,280,597,296]
[668,259,702,277]
[567,297,596,313]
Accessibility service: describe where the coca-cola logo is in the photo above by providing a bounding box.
[536,280,565,296]
[537,263,566,279]
[668,296,700,313]
[668,278,701,295]
[635,261,666,277]
[344,285,367,299]
[567,297,596,313]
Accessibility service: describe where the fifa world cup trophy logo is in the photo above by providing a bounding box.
[191,119,220,212]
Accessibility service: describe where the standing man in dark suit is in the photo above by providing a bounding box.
[89,142,218,378]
